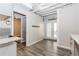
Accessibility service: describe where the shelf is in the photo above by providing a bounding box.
[32,25,40,27]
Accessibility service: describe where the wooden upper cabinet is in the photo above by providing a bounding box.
[0,14,10,21]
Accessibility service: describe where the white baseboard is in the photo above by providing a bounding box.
[57,45,71,50]
[27,39,43,46]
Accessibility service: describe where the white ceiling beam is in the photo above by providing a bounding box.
[37,11,57,16]
[34,3,72,16]
[33,3,60,13]
[35,8,57,15]
[44,13,57,17]
[35,3,69,14]
[32,3,59,12]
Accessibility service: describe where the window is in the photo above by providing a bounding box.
[54,22,57,38]
[47,23,51,38]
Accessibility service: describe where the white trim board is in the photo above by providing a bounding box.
[26,39,43,46]
[57,45,71,51]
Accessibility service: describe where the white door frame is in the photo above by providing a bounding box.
[12,11,26,43]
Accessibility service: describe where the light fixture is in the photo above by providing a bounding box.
[6,20,11,25]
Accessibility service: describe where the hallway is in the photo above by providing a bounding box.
[17,40,71,56]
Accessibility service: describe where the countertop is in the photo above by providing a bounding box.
[0,37,22,45]
[71,34,79,45]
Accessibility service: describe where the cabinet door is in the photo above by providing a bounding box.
[74,42,79,56]
[0,42,16,56]
[70,38,74,56]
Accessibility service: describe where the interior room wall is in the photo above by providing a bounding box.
[13,3,44,46]
[57,4,79,48]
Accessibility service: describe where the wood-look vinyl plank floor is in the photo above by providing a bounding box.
[17,40,71,56]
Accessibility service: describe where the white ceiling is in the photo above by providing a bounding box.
[24,3,72,17]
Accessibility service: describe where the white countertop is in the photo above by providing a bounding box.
[71,34,79,45]
[0,37,22,45]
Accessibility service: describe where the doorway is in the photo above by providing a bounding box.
[46,20,57,40]
[13,12,26,44]
[14,17,21,37]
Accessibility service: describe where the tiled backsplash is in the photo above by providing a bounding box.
[0,19,11,37]
[0,4,12,38]
[0,28,11,37]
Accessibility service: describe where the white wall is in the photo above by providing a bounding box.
[13,3,44,46]
[57,4,79,48]
[26,13,44,46]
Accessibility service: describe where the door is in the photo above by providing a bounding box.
[46,20,57,39]
[14,17,21,37]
